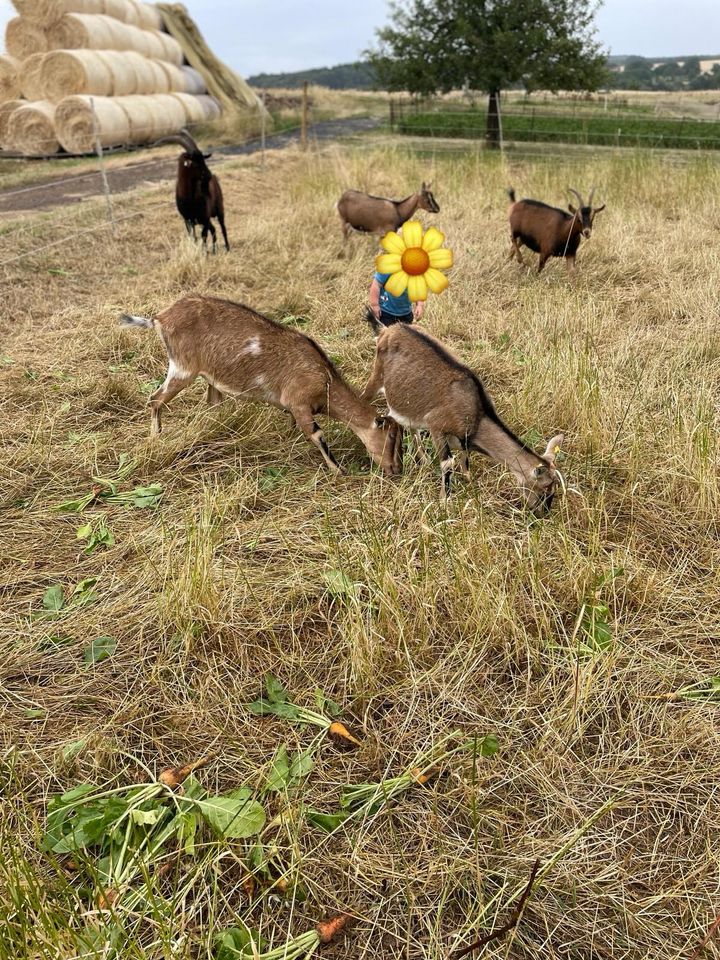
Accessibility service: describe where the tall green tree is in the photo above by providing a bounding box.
[369,0,609,146]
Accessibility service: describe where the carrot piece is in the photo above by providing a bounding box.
[97,888,118,909]
[327,721,362,749]
[158,752,217,788]
[316,912,353,944]
[410,766,437,785]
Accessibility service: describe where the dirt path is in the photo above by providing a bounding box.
[0,116,382,216]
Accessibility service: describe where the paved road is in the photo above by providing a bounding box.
[0,116,383,215]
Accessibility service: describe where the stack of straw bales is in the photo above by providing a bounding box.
[1,0,221,155]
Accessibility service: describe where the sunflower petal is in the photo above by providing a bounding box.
[421,226,445,252]
[428,248,453,269]
[385,270,409,297]
[424,267,449,295]
[407,274,428,302]
[380,232,405,254]
[401,221,423,249]
[375,253,402,274]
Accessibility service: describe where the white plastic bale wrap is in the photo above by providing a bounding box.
[0,55,22,100]
[7,99,58,155]
[55,93,130,151]
[21,52,48,100]
[39,48,114,98]
[0,99,25,150]
[5,17,49,59]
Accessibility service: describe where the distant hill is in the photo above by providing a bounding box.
[248,61,376,91]
[248,56,720,94]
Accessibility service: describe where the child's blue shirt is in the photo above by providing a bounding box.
[374,272,412,316]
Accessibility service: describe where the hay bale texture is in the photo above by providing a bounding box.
[0,98,25,148]
[7,98,58,154]
[1,0,230,155]
[5,16,49,59]
[0,55,22,100]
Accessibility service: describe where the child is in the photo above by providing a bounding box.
[369,270,426,326]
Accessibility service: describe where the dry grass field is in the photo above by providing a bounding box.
[1,138,719,960]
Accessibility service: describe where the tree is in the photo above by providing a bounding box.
[369,0,609,146]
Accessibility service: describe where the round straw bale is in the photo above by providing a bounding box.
[196,95,221,121]
[20,52,48,99]
[10,0,42,17]
[47,12,116,49]
[103,0,134,22]
[156,31,182,65]
[124,50,154,92]
[39,48,114,99]
[179,65,205,94]
[5,17,49,59]
[115,92,156,140]
[98,50,139,94]
[170,92,206,124]
[55,93,130,151]
[147,92,186,136]
[134,1,162,31]
[144,58,170,92]
[7,99,58,155]
[155,59,184,90]
[0,55,22,100]
[33,0,105,26]
[0,99,25,150]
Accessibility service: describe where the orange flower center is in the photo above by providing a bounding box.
[401,247,430,276]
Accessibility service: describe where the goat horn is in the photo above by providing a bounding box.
[153,133,196,151]
[587,186,596,206]
[567,187,584,207]
[179,128,202,153]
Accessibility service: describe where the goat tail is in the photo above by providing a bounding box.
[363,306,383,337]
[119,313,155,331]
[506,187,517,203]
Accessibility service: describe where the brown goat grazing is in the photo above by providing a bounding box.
[155,129,229,253]
[507,187,605,274]
[362,318,563,509]
[120,296,401,476]
[336,182,439,240]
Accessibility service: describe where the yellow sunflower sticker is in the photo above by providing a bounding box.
[375,221,453,302]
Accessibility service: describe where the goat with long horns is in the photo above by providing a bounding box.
[507,186,605,274]
[155,129,229,253]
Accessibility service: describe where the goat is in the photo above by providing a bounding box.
[336,182,439,240]
[155,129,229,253]
[119,296,402,477]
[361,317,563,509]
[507,187,605,274]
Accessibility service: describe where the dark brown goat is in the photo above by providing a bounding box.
[336,182,439,240]
[156,129,229,253]
[507,187,605,274]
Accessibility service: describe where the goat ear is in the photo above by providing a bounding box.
[568,203,576,213]
[543,434,565,465]
[593,204,606,214]
[203,152,212,159]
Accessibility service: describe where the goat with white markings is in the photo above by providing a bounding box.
[120,296,401,476]
[361,317,563,509]
[336,182,439,240]
[507,186,605,274]
[155,129,229,253]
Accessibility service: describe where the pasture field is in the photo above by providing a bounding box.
[1,140,719,960]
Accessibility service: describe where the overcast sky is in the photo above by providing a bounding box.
[2,0,719,76]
